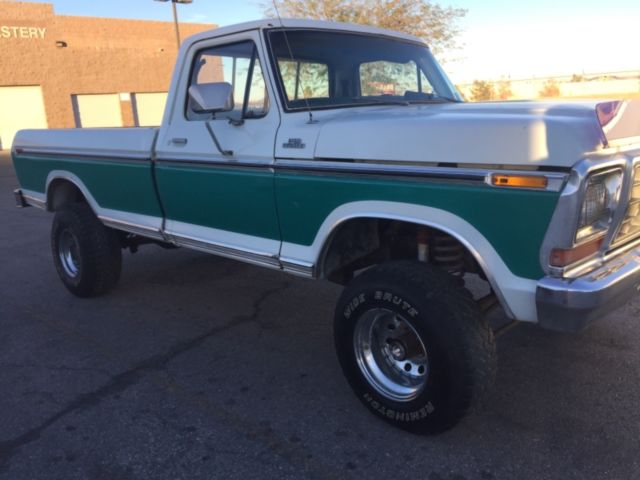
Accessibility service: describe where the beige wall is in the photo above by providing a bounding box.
[0,1,214,145]
[73,94,123,128]
[133,92,168,127]
[0,85,48,149]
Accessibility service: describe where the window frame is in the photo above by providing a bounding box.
[185,39,270,122]
[264,28,455,113]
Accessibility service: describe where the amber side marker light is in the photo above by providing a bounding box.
[550,236,604,267]
[491,174,548,189]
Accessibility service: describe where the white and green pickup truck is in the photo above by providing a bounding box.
[12,19,640,434]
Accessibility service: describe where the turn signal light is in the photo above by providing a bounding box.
[550,236,604,267]
[491,174,548,189]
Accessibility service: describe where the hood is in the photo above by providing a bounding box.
[314,100,640,168]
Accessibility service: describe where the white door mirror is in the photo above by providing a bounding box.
[188,82,234,113]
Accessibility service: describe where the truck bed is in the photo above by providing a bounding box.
[12,127,164,237]
[13,127,159,160]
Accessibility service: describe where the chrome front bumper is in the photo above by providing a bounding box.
[537,244,640,332]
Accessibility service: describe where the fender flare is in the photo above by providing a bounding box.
[46,170,163,235]
[280,201,539,322]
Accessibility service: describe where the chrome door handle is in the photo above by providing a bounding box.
[171,137,188,145]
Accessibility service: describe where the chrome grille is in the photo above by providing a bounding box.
[614,165,640,245]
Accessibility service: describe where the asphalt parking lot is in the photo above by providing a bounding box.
[1,151,640,480]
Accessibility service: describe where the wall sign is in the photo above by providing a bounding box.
[0,26,47,40]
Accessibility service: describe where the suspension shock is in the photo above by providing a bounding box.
[431,232,465,275]
[417,227,429,262]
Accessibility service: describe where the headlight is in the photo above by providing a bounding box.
[613,165,640,245]
[575,169,623,243]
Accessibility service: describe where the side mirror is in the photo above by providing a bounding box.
[188,82,234,113]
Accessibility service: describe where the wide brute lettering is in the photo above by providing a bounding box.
[0,26,47,40]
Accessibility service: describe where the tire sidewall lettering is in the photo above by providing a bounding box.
[349,290,430,422]
[373,290,419,317]
[343,290,419,320]
[343,293,366,319]
[363,393,435,422]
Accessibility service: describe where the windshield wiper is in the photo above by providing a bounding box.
[404,93,461,104]
[424,94,461,103]
[408,98,457,104]
[351,97,410,107]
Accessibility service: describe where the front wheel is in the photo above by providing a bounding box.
[51,202,122,297]
[334,261,496,434]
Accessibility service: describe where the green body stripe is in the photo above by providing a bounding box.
[155,164,281,240]
[13,155,162,217]
[275,173,559,279]
[13,154,559,280]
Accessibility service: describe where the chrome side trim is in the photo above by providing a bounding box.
[155,157,567,191]
[99,216,165,241]
[280,257,315,278]
[156,157,273,172]
[20,189,47,209]
[275,159,567,192]
[166,231,282,269]
[15,147,151,163]
[277,159,486,183]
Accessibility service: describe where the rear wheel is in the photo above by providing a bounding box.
[334,261,496,434]
[51,203,122,297]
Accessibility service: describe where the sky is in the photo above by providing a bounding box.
[7,0,640,83]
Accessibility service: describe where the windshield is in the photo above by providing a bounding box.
[267,29,462,111]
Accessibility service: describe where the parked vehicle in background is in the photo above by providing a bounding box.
[12,19,640,433]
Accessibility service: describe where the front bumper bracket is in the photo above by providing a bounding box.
[537,244,640,332]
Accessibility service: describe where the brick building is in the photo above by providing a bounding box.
[0,1,214,149]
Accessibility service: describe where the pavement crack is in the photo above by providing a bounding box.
[243,281,291,323]
[0,281,290,471]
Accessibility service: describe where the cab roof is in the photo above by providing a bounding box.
[184,18,426,47]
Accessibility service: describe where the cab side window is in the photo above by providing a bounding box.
[188,41,269,121]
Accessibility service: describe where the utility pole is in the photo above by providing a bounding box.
[154,0,193,50]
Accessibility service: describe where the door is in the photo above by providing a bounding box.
[155,31,281,265]
[0,85,47,150]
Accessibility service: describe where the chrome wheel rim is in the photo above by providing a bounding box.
[58,229,80,278]
[353,308,428,402]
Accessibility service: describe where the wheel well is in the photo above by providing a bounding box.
[318,217,485,285]
[47,179,87,212]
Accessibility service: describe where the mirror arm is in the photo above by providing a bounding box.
[228,118,245,127]
[205,121,233,157]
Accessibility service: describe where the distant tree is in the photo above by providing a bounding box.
[570,74,584,83]
[496,80,513,100]
[455,85,468,101]
[469,80,495,101]
[263,0,467,55]
[539,79,561,98]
